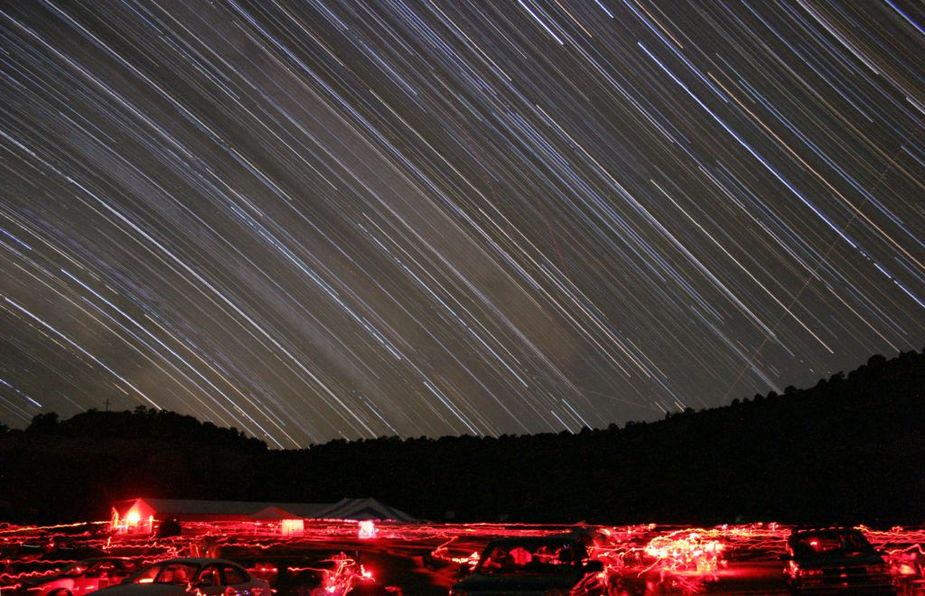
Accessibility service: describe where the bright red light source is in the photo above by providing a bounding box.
[358,520,377,539]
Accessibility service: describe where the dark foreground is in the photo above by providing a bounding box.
[2,519,924,594]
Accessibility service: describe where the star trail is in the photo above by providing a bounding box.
[1,1,922,447]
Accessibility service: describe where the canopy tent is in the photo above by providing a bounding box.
[111,496,415,530]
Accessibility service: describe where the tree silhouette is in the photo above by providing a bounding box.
[1,349,922,525]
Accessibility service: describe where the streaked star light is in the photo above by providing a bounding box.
[1,1,922,447]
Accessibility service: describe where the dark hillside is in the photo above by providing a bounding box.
[0,408,265,521]
[251,350,924,524]
[1,350,922,524]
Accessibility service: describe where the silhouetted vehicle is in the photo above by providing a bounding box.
[449,535,607,595]
[155,518,181,538]
[94,558,270,595]
[20,557,139,595]
[241,552,401,596]
[783,528,895,594]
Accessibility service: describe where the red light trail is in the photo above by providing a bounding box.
[2,519,923,594]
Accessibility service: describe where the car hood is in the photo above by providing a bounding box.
[453,571,584,592]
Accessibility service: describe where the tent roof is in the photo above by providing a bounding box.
[315,497,416,521]
[113,497,415,521]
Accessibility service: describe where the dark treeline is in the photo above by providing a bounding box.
[1,350,922,525]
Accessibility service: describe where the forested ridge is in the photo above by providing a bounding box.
[2,350,922,525]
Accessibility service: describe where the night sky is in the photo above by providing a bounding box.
[1,1,922,447]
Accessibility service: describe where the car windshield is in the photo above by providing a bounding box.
[477,541,582,575]
[792,531,875,558]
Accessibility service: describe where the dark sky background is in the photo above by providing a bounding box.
[1,1,922,447]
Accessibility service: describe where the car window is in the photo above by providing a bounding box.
[197,565,222,587]
[134,565,161,584]
[156,563,199,584]
[221,564,248,585]
[86,561,116,577]
[793,531,874,557]
[842,532,874,554]
[81,561,101,577]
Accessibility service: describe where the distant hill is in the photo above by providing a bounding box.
[25,407,267,452]
[0,407,266,521]
[1,349,922,525]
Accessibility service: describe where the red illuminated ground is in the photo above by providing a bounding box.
[2,519,923,594]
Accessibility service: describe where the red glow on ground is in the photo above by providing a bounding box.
[0,519,922,594]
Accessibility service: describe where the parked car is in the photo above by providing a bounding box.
[783,527,895,594]
[240,553,401,595]
[450,535,607,595]
[19,557,139,595]
[94,558,270,595]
